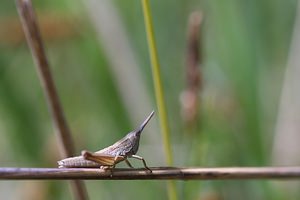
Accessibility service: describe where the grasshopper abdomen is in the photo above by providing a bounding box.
[58,156,100,168]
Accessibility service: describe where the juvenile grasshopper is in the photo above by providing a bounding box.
[58,111,154,172]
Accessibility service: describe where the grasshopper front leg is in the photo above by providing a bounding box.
[131,155,152,172]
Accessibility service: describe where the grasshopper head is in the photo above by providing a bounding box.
[134,110,154,137]
[127,111,154,154]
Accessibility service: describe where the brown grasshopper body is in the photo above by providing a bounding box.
[58,111,154,171]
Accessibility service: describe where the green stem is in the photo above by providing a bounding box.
[141,0,177,200]
[141,0,173,166]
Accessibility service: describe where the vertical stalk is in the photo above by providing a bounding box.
[141,0,177,200]
[16,0,88,199]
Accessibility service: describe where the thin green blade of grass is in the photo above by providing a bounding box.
[141,0,177,200]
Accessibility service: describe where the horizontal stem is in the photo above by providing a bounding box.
[1,167,300,180]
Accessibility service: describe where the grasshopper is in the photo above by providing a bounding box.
[58,111,154,172]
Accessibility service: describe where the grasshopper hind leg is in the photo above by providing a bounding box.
[107,156,119,177]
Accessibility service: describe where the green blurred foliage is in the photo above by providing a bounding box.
[0,0,298,199]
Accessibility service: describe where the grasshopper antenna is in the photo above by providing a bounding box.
[136,110,155,134]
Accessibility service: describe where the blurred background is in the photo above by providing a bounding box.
[0,0,300,199]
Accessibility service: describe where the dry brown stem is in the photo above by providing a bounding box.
[16,0,88,199]
[1,166,300,180]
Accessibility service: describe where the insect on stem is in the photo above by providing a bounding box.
[58,111,155,172]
